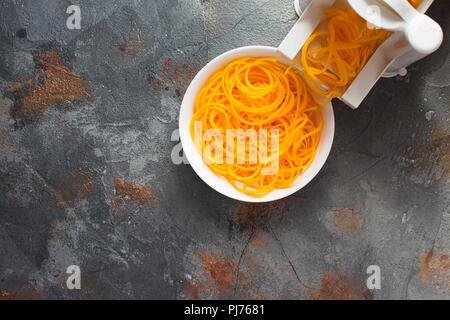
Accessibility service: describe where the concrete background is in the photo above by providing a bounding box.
[0,0,448,299]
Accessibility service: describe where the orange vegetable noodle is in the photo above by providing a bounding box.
[190,57,323,197]
[295,7,392,105]
[296,0,423,105]
[408,0,423,9]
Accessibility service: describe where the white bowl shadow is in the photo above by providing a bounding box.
[179,46,335,202]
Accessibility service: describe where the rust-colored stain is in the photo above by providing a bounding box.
[250,233,269,251]
[333,207,360,236]
[56,115,66,122]
[310,269,373,300]
[115,35,147,71]
[184,241,272,300]
[148,57,202,98]
[5,51,92,118]
[0,287,41,300]
[43,169,96,209]
[236,200,288,232]
[113,178,162,208]
[196,248,238,297]
[183,247,253,299]
[182,279,206,300]
[0,289,20,300]
[117,35,146,57]
[419,250,449,289]
[430,125,450,180]
[165,57,173,69]
[49,169,95,206]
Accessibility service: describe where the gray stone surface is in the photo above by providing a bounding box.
[0,0,448,300]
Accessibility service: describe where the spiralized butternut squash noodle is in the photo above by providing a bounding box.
[408,0,423,9]
[294,7,391,105]
[295,1,422,105]
[190,57,323,197]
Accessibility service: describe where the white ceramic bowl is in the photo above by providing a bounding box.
[179,46,334,202]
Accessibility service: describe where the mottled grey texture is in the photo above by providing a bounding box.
[0,0,448,300]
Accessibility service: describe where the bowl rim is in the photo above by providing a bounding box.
[179,45,335,202]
